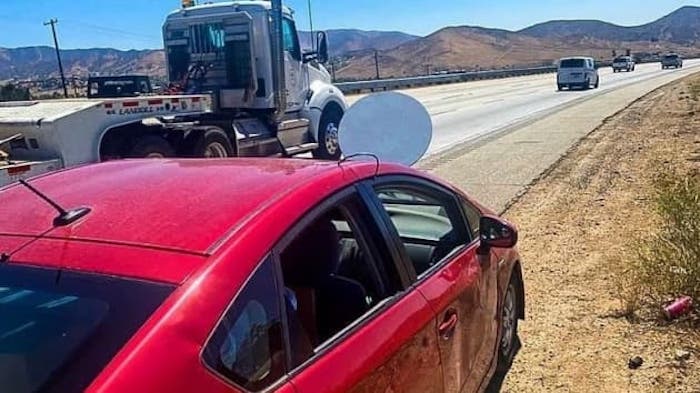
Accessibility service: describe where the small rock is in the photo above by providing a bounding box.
[675,350,692,361]
[629,356,644,369]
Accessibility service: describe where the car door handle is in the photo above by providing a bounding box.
[438,310,459,340]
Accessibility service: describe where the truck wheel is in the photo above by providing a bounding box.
[313,107,343,160]
[594,77,599,89]
[129,135,175,159]
[193,128,234,158]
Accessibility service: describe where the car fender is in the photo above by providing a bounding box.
[496,248,525,320]
[303,80,348,141]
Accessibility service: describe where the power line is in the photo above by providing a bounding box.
[62,18,161,41]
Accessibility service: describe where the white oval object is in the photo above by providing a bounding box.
[339,92,432,166]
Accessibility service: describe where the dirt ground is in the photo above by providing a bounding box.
[501,74,700,392]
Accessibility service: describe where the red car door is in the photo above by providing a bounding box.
[418,242,499,393]
[275,188,444,393]
[370,177,499,393]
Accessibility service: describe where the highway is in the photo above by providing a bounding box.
[349,60,700,157]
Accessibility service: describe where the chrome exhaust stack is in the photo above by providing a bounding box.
[270,0,287,122]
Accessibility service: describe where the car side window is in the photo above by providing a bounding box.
[375,184,469,278]
[461,199,482,241]
[202,257,286,391]
[278,193,400,369]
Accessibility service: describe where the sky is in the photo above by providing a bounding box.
[1,0,699,50]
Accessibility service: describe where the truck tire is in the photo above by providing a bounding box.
[313,107,343,160]
[129,135,175,159]
[192,128,234,158]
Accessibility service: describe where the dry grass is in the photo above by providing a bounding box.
[616,169,700,319]
[691,80,700,102]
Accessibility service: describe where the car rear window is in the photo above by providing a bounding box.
[0,264,174,393]
[665,55,679,60]
[559,59,586,68]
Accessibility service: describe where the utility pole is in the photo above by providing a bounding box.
[44,18,68,98]
[374,50,380,80]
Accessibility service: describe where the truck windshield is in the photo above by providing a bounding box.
[559,59,586,68]
[0,264,174,393]
[614,57,628,62]
[665,55,679,60]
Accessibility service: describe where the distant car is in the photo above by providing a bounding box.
[87,75,153,99]
[0,157,525,392]
[557,57,600,91]
[661,54,683,69]
[612,56,636,72]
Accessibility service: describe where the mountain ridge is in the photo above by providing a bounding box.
[2,6,699,82]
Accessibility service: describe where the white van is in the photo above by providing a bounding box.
[557,57,600,91]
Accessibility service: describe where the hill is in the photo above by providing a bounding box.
[299,29,418,57]
[520,6,700,43]
[0,29,416,81]
[336,6,700,80]
[1,6,699,83]
[0,47,164,80]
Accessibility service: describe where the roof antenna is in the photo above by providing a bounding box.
[18,179,91,227]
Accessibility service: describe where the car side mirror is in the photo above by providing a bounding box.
[479,215,518,249]
[317,31,329,64]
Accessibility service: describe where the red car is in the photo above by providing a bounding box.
[0,158,524,393]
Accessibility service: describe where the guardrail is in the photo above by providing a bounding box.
[335,66,558,94]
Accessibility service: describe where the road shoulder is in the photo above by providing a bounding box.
[502,73,700,392]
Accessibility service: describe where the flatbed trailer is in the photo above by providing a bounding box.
[0,95,215,187]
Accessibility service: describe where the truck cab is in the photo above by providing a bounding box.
[87,75,153,99]
[0,1,349,188]
[163,1,347,159]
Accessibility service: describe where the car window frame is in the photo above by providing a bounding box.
[363,175,473,285]
[270,184,412,378]
[200,255,291,393]
[458,196,483,241]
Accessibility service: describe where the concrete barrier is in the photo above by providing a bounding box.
[335,66,557,94]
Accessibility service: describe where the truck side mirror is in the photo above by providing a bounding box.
[317,31,329,64]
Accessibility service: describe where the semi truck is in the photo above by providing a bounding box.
[0,0,348,187]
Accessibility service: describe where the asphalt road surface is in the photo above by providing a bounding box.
[349,60,700,158]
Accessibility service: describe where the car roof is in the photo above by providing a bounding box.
[0,159,350,254]
[0,158,401,283]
